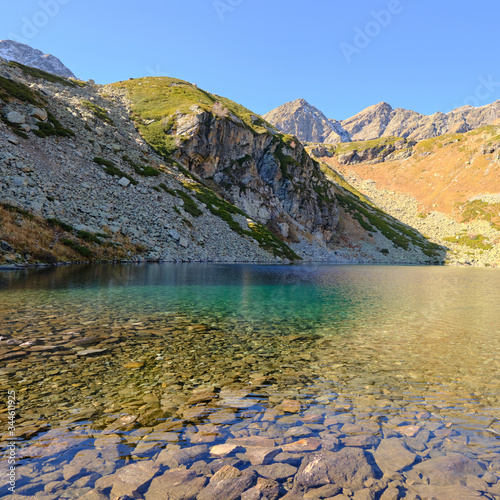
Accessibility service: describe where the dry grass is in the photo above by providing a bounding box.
[0,206,145,265]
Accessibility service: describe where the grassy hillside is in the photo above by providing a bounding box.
[113,77,273,158]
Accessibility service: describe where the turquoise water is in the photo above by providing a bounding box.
[1,264,500,497]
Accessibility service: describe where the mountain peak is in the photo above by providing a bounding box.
[264,99,350,144]
[0,39,76,79]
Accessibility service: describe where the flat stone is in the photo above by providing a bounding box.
[31,107,48,121]
[277,399,303,413]
[251,463,298,481]
[241,477,280,500]
[411,484,484,499]
[76,348,108,356]
[282,438,321,452]
[244,446,282,465]
[62,449,110,481]
[7,111,26,124]
[197,464,256,500]
[379,488,400,500]
[155,444,208,467]
[341,435,380,448]
[118,177,131,187]
[414,453,485,486]
[210,443,243,457]
[79,489,109,500]
[144,469,207,500]
[295,448,376,491]
[303,484,342,499]
[373,438,416,473]
[107,461,160,498]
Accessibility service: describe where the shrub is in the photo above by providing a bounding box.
[60,239,93,258]
[46,218,73,232]
[81,101,114,124]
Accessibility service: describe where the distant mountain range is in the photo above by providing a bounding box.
[0,39,75,79]
[264,98,500,143]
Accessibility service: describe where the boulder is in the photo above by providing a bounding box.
[6,111,26,124]
[30,108,48,121]
[414,453,485,486]
[197,465,256,500]
[145,469,207,500]
[295,448,376,491]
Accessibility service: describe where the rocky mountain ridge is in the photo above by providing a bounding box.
[265,98,500,143]
[263,99,351,144]
[0,39,76,79]
[0,56,444,267]
[310,128,500,266]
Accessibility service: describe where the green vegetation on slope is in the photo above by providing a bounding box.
[458,199,500,230]
[443,234,493,250]
[112,77,273,158]
[81,100,114,124]
[7,60,77,87]
[332,136,403,155]
[93,157,138,185]
[0,74,41,105]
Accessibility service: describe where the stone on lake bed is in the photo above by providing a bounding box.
[102,461,160,498]
[373,438,417,473]
[282,438,321,452]
[123,361,145,369]
[241,477,280,500]
[277,399,303,413]
[410,484,484,499]
[76,348,108,356]
[197,465,256,500]
[251,463,298,481]
[156,444,208,468]
[210,443,243,457]
[145,469,207,500]
[244,446,282,465]
[414,453,485,486]
[295,448,376,491]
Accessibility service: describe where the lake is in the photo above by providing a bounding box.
[1,264,499,499]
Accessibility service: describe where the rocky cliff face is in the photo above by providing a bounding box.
[265,99,500,143]
[0,40,76,79]
[263,99,351,144]
[112,82,343,255]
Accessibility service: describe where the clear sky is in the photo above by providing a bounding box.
[2,0,499,120]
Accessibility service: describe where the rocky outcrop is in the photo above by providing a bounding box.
[263,99,350,144]
[265,99,500,143]
[172,104,340,244]
[0,39,76,78]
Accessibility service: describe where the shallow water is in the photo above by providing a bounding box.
[1,264,500,498]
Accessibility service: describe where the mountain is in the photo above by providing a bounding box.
[309,128,500,266]
[263,99,351,144]
[0,40,76,79]
[341,101,500,141]
[265,99,500,143]
[0,55,441,267]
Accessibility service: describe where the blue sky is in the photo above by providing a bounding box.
[2,0,499,120]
